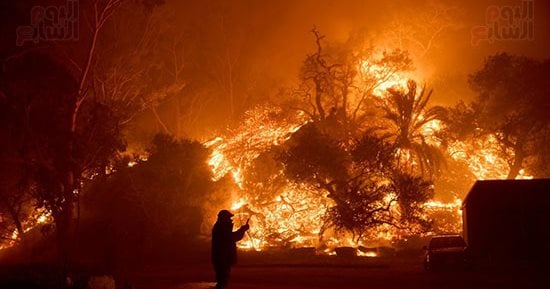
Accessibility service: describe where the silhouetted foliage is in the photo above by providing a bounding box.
[294,28,412,136]
[81,134,216,266]
[438,100,478,144]
[0,51,129,269]
[0,84,35,241]
[379,80,446,177]
[447,53,550,179]
[0,0,172,270]
[281,123,433,239]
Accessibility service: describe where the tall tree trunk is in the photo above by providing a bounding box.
[58,0,121,277]
[57,152,77,275]
[175,96,181,138]
[507,152,524,179]
[7,204,24,239]
[56,197,76,275]
[315,80,325,120]
[151,104,170,134]
[506,136,526,179]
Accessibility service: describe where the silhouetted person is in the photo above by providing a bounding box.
[211,209,249,289]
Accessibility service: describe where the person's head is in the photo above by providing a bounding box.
[217,209,234,222]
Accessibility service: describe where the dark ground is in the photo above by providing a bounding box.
[1,250,547,289]
[127,252,547,289]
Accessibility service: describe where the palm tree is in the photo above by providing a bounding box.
[380,80,446,177]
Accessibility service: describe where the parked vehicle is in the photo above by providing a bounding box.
[423,235,468,271]
[462,179,550,269]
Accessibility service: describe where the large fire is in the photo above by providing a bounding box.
[0,59,531,255]
[204,61,530,255]
[448,135,532,180]
[204,105,463,254]
[359,61,411,97]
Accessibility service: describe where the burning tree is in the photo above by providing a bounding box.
[282,123,433,242]
[468,53,550,179]
[293,28,413,137]
[442,53,550,180]
[378,80,446,177]
[207,108,437,251]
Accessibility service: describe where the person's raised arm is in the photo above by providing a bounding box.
[232,219,250,242]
